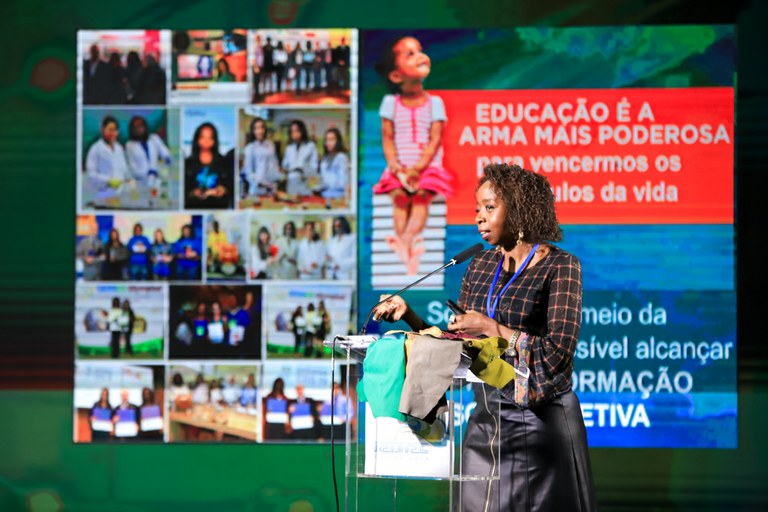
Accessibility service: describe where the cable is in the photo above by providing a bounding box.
[481,384,499,512]
[330,336,340,512]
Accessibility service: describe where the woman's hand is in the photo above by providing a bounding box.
[372,295,409,323]
[446,310,495,337]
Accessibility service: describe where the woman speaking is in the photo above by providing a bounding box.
[373,163,596,511]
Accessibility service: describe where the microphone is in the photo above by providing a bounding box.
[359,243,484,335]
[449,243,484,266]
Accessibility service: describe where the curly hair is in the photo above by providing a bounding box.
[478,163,562,244]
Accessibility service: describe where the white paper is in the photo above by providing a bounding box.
[291,415,314,430]
[115,422,139,437]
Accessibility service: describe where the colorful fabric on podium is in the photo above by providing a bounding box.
[398,334,463,423]
[357,335,406,421]
[465,336,517,390]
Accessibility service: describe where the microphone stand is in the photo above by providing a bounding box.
[359,258,459,335]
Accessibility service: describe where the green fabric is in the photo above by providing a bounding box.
[357,336,407,421]
[467,337,516,389]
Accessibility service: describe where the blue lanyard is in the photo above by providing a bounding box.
[486,244,539,320]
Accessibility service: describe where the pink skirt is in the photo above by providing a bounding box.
[372,166,453,198]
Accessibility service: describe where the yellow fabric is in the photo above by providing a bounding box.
[466,337,516,389]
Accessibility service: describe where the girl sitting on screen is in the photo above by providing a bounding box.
[372,36,453,275]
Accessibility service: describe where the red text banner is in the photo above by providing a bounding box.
[437,87,734,225]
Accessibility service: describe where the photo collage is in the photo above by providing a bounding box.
[74,29,358,444]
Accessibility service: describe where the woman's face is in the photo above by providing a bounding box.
[103,122,119,144]
[154,229,163,243]
[324,131,337,153]
[333,219,342,234]
[197,302,206,315]
[100,388,109,402]
[290,124,302,142]
[253,121,266,141]
[109,229,119,241]
[132,120,146,138]
[218,60,227,73]
[259,230,269,243]
[212,302,221,315]
[392,37,431,81]
[284,223,295,238]
[197,126,215,151]
[475,181,511,247]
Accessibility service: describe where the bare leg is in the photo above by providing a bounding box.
[387,190,412,266]
[404,191,434,275]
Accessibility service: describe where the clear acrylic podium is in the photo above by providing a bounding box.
[325,334,501,512]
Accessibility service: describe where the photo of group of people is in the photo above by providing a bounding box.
[75,28,358,444]
[265,285,354,359]
[250,214,356,281]
[74,365,165,443]
[251,29,352,105]
[76,284,166,359]
[261,362,354,442]
[76,214,203,282]
[168,364,259,442]
[169,285,261,359]
[238,107,352,210]
[73,361,356,444]
[80,30,170,106]
[80,109,179,210]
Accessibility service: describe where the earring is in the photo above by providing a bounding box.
[516,230,524,245]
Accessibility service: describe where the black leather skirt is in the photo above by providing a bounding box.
[460,387,596,512]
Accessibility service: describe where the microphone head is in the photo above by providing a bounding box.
[451,243,484,264]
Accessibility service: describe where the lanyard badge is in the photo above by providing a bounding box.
[486,244,539,320]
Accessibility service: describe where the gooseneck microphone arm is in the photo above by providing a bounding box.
[359,243,484,335]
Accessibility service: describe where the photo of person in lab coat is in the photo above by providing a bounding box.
[325,216,355,280]
[125,115,172,206]
[297,220,326,280]
[85,115,129,207]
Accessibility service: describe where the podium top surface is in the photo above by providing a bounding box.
[323,334,476,379]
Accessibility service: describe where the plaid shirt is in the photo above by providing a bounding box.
[458,245,582,406]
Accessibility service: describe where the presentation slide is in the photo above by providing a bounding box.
[74,28,358,444]
[74,26,735,448]
[357,27,736,448]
